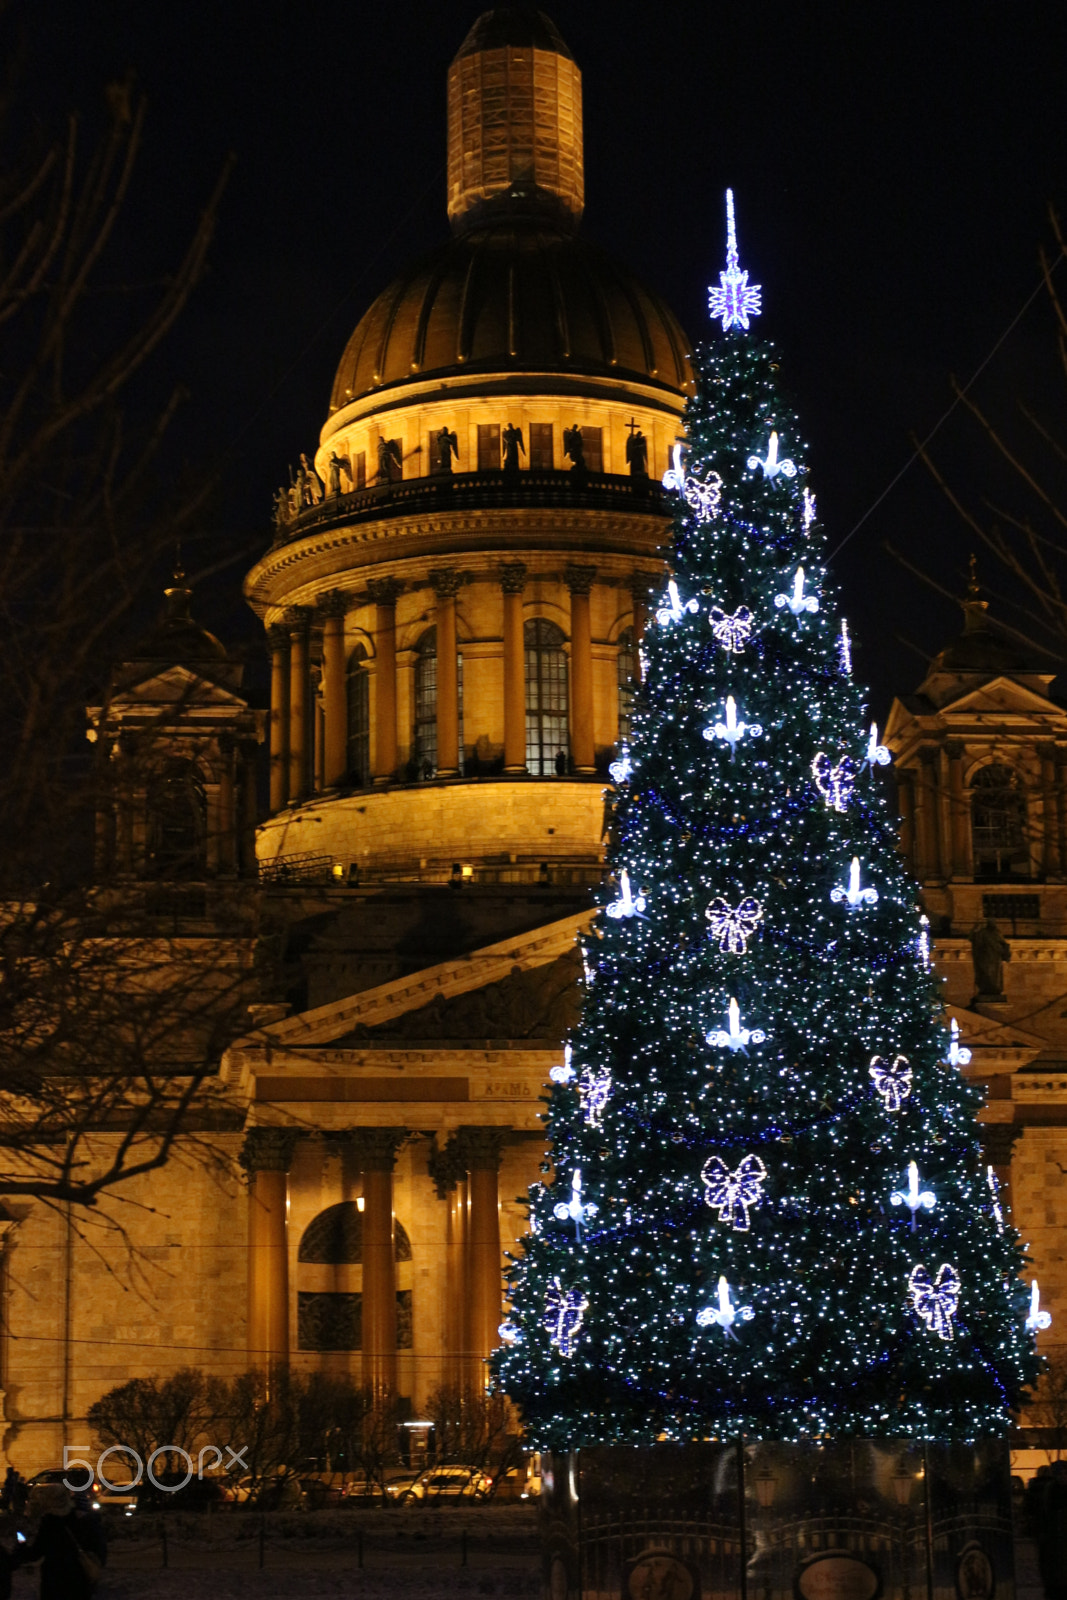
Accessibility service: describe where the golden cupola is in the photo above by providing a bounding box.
[245,7,691,889]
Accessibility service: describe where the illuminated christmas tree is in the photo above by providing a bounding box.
[496,193,1040,1447]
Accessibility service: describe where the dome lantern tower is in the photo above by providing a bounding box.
[447,7,584,234]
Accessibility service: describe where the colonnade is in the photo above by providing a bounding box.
[268,567,651,811]
[241,1125,508,1395]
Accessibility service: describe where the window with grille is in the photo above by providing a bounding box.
[982,893,1040,926]
[581,425,603,472]
[617,627,636,745]
[525,618,569,775]
[346,645,370,785]
[529,422,554,470]
[414,629,437,776]
[971,763,1028,880]
[477,423,501,471]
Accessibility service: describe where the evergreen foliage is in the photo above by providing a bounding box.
[496,303,1040,1447]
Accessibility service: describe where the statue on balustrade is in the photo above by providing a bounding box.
[971,918,1012,999]
[563,423,586,475]
[434,426,459,474]
[291,461,306,515]
[626,422,649,477]
[326,451,352,497]
[502,423,525,473]
[272,488,292,533]
[377,436,403,483]
[300,452,324,504]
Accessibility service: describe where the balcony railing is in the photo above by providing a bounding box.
[271,469,668,548]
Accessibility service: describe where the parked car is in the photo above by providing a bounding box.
[24,1467,137,1515]
[410,1467,492,1501]
[384,1469,423,1502]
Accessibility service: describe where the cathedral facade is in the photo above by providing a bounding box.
[1,9,1064,1471]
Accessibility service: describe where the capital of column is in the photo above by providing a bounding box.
[316,588,350,621]
[450,1125,509,1173]
[267,624,290,652]
[499,563,527,596]
[430,568,463,600]
[427,1134,466,1198]
[239,1127,300,1177]
[564,564,596,597]
[334,1126,410,1171]
[284,606,312,637]
[367,577,403,609]
[630,572,652,604]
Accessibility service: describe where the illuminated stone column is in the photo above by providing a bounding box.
[429,1135,468,1386]
[454,1127,507,1391]
[369,578,402,784]
[948,744,970,877]
[268,625,290,813]
[432,570,462,778]
[346,1127,408,1397]
[241,1128,299,1370]
[287,608,311,804]
[500,564,527,774]
[566,565,596,775]
[319,593,348,789]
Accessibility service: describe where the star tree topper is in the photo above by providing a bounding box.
[708,189,762,332]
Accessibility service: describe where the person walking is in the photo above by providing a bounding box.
[14,1483,104,1598]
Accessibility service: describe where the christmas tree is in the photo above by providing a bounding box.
[496,193,1040,1447]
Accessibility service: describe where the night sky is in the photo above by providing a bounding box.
[22,0,1067,718]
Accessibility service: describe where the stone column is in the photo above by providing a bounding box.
[431,570,462,778]
[268,626,290,813]
[217,734,237,876]
[896,772,915,867]
[454,1127,507,1391]
[1043,749,1061,878]
[238,739,259,877]
[241,1128,300,1371]
[565,565,596,775]
[429,1135,468,1387]
[948,743,969,877]
[369,578,402,784]
[500,564,527,774]
[346,1128,408,1397]
[287,608,311,804]
[630,575,649,681]
[320,592,348,789]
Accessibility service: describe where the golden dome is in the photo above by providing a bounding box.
[329,221,691,411]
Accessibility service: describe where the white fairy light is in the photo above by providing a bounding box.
[655,578,700,628]
[839,619,853,675]
[606,869,646,920]
[870,1054,913,1112]
[987,1165,1004,1232]
[579,1065,612,1129]
[831,857,878,909]
[707,997,766,1054]
[705,896,763,955]
[707,188,762,332]
[709,605,754,654]
[945,1018,972,1067]
[918,914,931,969]
[701,1154,767,1231]
[774,567,818,616]
[803,486,817,531]
[908,1263,961,1341]
[703,696,763,756]
[696,1275,754,1336]
[1026,1279,1052,1333]
[891,1161,936,1229]
[747,430,796,480]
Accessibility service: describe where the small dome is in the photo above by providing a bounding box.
[330,221,691,410]
[136,577,229,665]
[453,7,574,61]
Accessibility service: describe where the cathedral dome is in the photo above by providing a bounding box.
[328,221,691,411]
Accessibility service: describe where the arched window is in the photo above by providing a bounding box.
[617,627,636,745]
[296,1202,412,1353]
[414,628,437,777]
[298,1201,412,1263]
[971,763,1028,880]
[146,763,206,879]
[346,645,370,786]
[525,618,568,775]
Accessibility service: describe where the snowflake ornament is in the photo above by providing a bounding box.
[774,567,819,616]
[707,189,762,332]
[707,997,766,1054]
[655,578,700,628]
[710,605,754,654]
[661,442,724,520]
[747,430,796,480]
[545,1278,588,1357]
[812,752,857,812]
[697,1275,754,1337]
[703,696,762,756]
[908,1262,961,1341]
[706,895,763,955]
[606,869,646,920]
[701,1153,767,1231]
[870,1054,913,1112]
